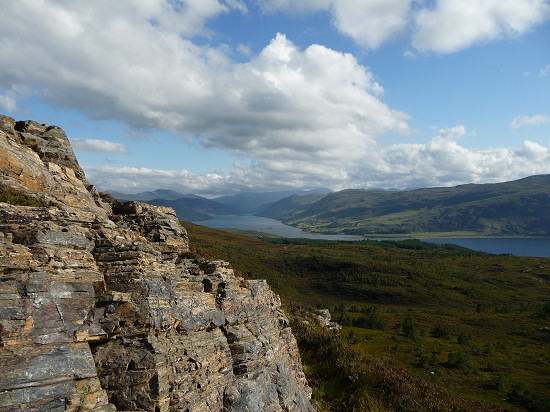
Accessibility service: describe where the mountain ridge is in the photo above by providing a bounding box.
[110,188,333,220]
[257,174,550,237]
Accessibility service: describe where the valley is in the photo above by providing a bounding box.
[115,175,550,239]
[184,222,550,411]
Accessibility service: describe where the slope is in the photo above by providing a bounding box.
[259,175,550,236]
[185,221,550,411]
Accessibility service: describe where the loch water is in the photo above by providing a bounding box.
[195,215,550,258]
[195,215,360,241]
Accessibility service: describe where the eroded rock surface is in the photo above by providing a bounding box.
[0,115,314,411]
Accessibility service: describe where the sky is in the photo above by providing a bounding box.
[1,0,550,196]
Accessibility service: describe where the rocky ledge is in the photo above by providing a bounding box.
[0,115,314,411]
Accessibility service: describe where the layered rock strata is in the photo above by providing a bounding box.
[0,115,314,411]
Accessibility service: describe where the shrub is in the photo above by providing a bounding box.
[353,307,386,331]
[457,333,476,346]
[400,315,417,340]
[476,303,488,313]
[418,352,440,368]
[430,324,451,339]
[446,352,472,370]
[486,362,499,372]
[338,311,353,326]
[493,373,506,391]
[288,303,492,412]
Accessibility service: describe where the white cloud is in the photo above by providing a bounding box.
[349,128,550,190]
[85,165,228,194]
[2,1,550,196]
[0,1,411,181]
[330,0,413,49]
[0,94,17,112]
[196,33,410,166]
[412,0,550,53]
[259,0,413,49]
[224,0,248,14]
[258,0,331,14]
[259,0,550,52]
[84,127,550,195]
[540,64,550,77]
[237,44,252,56]
[511,114,550,129]
[70,138,129,155]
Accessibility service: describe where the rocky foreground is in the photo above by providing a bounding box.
[0,115,315,411]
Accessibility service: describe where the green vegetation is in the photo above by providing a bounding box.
[184,221,550,411]
[258,174,550,237]
[0,183,47,207]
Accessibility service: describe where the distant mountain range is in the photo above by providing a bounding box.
[109,175,550,236]
[108,188,331,221]
[257,174,550,237]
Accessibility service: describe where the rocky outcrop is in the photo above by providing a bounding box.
[0,115,314,411]
[317,309,341,332]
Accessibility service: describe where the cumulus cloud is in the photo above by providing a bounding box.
[260,0,413,48]
[84,126,550,195]
[412,0,550,53]
[347,127,550,190]
[196,33,410,166]
[70,138,129,155]
[2,1,550,196]
[0,1,410,181]
[540,64,550,77]
[511,114,550,129]
[330,0,413,49]
[259,0,550,52]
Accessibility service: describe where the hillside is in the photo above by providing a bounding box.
[111,188,332,219]
[185,221,550,411]
[258,175,550,236]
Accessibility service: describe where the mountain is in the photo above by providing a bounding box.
[214,188,332,213]
[108,188,187,201]
[110,188,332,220]
[255,192,329,220]
[109,190,238,220]
[258,175,550,236]
[147,195,237,221]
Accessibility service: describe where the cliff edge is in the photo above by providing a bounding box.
[0,114,314,411]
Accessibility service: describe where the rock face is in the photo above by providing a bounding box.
[0,115,314,411]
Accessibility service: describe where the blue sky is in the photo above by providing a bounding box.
[1,0,549,195]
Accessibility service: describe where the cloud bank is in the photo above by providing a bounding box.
[85,126,550,195]
[1,0,550,195]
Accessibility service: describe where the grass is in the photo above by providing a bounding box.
[183,221,550,411]
[0,183,48,207]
